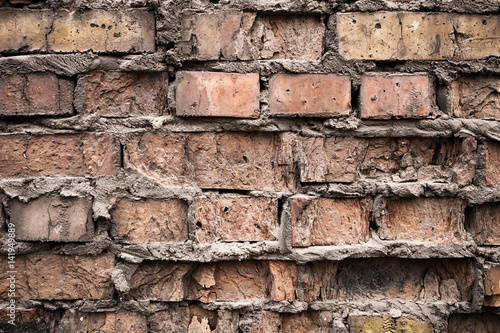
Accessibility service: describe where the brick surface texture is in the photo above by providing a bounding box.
[0,0,498,331]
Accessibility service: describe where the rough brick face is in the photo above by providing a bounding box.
[179,12,323,60]
[303,258,475,302]
[485,141,500,186]
[77,71,168,117]
[484,263,500,307]
[0,309,58,333]
[289,196,371,247]
[111,198,188,243]
[125,132,297,191]
[360,73,435,119]
[0,134,119,177]
[379,197,467,243]
[0,10,52,53]
[447,313,500,333]
[10,196,93,242]
[338,12,500,60]
[0,254,114,300]
[0,73,74,116]
[176,72,260,118]
[194,196,279,243]
[451,75,500,119]
[58,311,147,333]
[300,136,476,184]
[349,315,433,333]
[469,203,500,245]
[269,74,351,117]
[281,312,334,333]
[149,306,218,333]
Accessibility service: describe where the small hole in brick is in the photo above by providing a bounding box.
[375,23,382,29]
[483,19,487,25]
[352,19,356,24]
[223,207,229,213]
[196,221,202,228]
[242,155,248,163]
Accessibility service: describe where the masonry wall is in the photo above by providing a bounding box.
[0,0,499,332]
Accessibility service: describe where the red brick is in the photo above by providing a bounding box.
[300,137,476,184]
[268,261,297,302]
[149,306,218,333]
[469,203,500,245]
[485,141,500,186]
[125,132,297,191]
[48,10,155,53]
[448,313,500,333]
[338,12,500,60]
[179,12,323,61]
[176,72,260,118]
[0,254,114,300]
[194,196,279,243]
[380,197,467,243]
[111,198,188,243]
[0,134,119,177]
[58,311,147,333]
[290,196,370,247]
[303,258,475,302]
[269,74,351,117]
[281,312,334,333]
[360,73,435,119]
[77,71,168,117]
[10,196,93,242]
[451,75,500,119]
[0,73,74,116]
[484,263,500,307]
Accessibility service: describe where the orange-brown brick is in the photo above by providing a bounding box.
[469,203,500,245]
[360,73,435,119]
[484,263,500,307]
[0,254,114,300]
[194,196,279,243]
[179,12,323,61]
[0,309,59,332]
[281,312,334,333]
[111,198,188,243]
[338,12,500,60]
[0,73,74,116]
[77,71,168,117]
[289,196,371,247]
[124,132,297,191]
[485,141,500,186]
[149,306,218,333]
[448,313,500,333]
[379,197,467,243]
[300,137,476,184]
[176,72,260,118]
[269,74,351,117]
[10,196,93,242]
[451,75,500,119]
[58,311,147,333]
[0,134,119,177]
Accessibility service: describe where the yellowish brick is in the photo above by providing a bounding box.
[349,315,434,333]
[0,10,52,52]
[48,10,155,53]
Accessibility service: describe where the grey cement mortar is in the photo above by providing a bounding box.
[0,0,499,331]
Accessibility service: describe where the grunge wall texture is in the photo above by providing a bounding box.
[0,0,499,332]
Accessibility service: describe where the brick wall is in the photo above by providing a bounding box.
[0,0,499,332]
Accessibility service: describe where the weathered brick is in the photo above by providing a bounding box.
[128,260,297,302]
[194,196,279,243]
[176,72,260,118]
[379,197,467,243]
[0,254,114,300]
[0,10,52,53]
[125,132,297,191]
[485,141,500,186]
[111,198,188,244]
[179,12,323,60]
[338,12,500,60]
[303,258,475,302]
[246,312,281,333]
[484,263,500,307]
[48,10,155,53]
[269,74,351,117]
[281,312,334,333]
[348,315,433,333]
[149,306,218,333]
[0,134,119,177]
[0,309,58,333]
[10,196,93,242]
[451,75,500,119]
[360,73,435,119]
[469,203,500,245]
[0,73,74,116]
[77,71,168,117]
[447,313,500,333]
[290,196,371,247]
[300,137,476,184]
[58,311,147,333]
